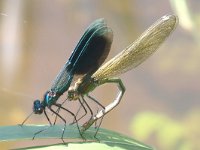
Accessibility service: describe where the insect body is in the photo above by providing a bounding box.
[21,18,113,141]
[67,15,178,134]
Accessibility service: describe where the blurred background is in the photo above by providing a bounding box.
[0,0,200,149]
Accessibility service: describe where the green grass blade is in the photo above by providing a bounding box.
[0,125,154,150]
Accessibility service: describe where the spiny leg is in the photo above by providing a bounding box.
[53,108,60,125]
[94,114,104,142]
[44,109,52,126]
[53,103,84,141]
[54,97,88,125]
[94,108,99,128]
[86,94,105,131]
[19,112,34,126]
[32,105,76,143]
[71,98,88,124]
[32,109,52,140]
[72,96,93,124]
[87,94,105,109]
[81,95,93,121]
[92,108,103,142]
[48,106,68,144]
[80,94,105,137]
[53,99,68,125]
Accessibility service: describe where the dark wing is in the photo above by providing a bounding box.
[68,18,106,69]
[70,26,113,75]
[51,18,113,93]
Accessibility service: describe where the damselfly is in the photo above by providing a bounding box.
[21,18,113,141]
[67,15,178,136]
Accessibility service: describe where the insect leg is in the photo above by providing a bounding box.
[53,103,84,140]
[71,97,88,124]
[19,112,34,126]
[44,109,52,125]
[87,94,105,109]
[53,99,68,125]
[32,109,52,140]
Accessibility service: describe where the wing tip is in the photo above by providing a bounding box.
[162,14,179,27]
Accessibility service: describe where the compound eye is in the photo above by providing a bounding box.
[33,100,43,114]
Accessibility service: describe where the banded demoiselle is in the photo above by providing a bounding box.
[21,18,113,141]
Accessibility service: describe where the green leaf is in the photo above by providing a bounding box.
[0,125,154,150]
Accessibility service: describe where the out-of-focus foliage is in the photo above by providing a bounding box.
[130,109,200,150]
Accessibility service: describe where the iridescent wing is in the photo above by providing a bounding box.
[92,15,178,80]
[51,19,113,93]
